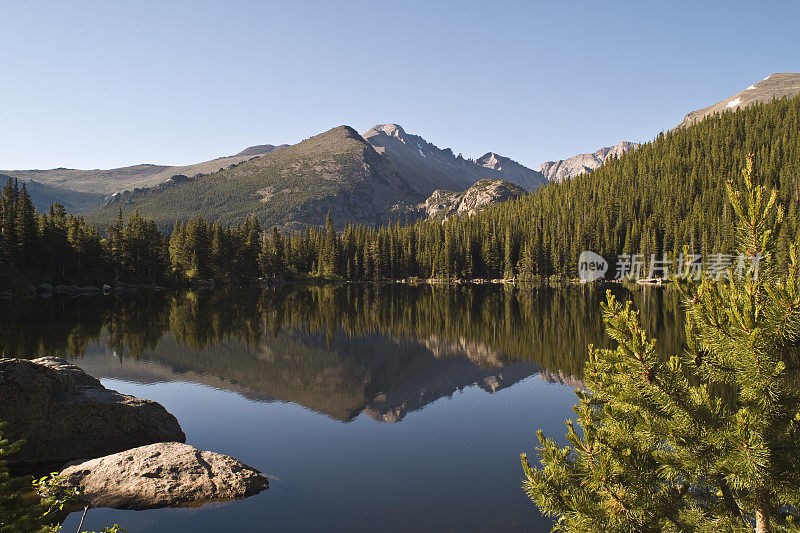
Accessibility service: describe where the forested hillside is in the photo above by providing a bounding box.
[2,95,799,288]
[254,94,800,281]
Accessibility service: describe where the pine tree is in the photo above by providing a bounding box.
[522,155,800,532]
[14,185,38,273]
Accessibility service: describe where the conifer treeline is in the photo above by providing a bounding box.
[0,178,169,287]
[2,95,800,288]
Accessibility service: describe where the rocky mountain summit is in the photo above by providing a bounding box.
[362,123,544,193]
[678,72,800,128]
[476,152,546,190]
[418,178,526,219]
[538,141,639,182]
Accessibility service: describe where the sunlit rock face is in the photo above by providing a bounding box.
[677,73,800,128]
[538,141,639,182]
[57,442,269,510]
[362,123,545,193]
[419,178,527,220]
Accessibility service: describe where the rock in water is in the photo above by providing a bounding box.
[0,357,185,467]
[58,442,269,509]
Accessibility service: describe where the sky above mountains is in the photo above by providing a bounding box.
[2,0,799,171]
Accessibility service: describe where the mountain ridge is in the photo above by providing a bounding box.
[86,125,423,231]
[0,148,282,213]
[678,72,800,128]
[362,123,545,193]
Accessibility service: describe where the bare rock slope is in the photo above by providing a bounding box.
[678,73,800,128]
[363,124,545,193]
[419,178,526,219]
[538,141,638,182]
[475,152,546,190]
[0,357,185,466]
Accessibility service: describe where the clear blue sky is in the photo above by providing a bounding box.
[1,0,798,171]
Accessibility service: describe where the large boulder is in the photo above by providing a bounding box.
[58,442,269,509]
[0,357,185,467]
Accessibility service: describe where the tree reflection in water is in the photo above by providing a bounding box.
[0,284,684,421]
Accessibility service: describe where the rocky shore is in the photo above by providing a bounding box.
[0,357,269,509]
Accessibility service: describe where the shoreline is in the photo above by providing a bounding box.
[0,277,667,300]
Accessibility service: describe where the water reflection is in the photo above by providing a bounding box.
[0,284,685,422]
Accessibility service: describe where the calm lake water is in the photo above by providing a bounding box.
[1,284,684,532]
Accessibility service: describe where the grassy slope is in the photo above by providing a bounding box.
[86,126,420,231]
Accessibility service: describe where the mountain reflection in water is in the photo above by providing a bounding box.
[0,284,685,423]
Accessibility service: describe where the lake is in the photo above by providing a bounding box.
[0,284,685,532]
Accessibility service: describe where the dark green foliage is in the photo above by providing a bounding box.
[168,215,261,282]
[0,422,122,533]
[522,156,800,531]
[0,178,169,288]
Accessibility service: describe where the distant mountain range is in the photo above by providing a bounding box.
[0,148,286,213]
[2,125,629,227]
[81,123,637,230]
[6,72,796,229]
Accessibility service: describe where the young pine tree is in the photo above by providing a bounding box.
[522,155,800,532]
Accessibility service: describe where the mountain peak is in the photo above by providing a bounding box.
[477,152,502,169]
[363,123,407,142]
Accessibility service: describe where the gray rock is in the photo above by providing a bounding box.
[362,123,545,194]
[417,178,526,220]
[58,442,269,510]
[538,141,639,182]
[0,357,185,467]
